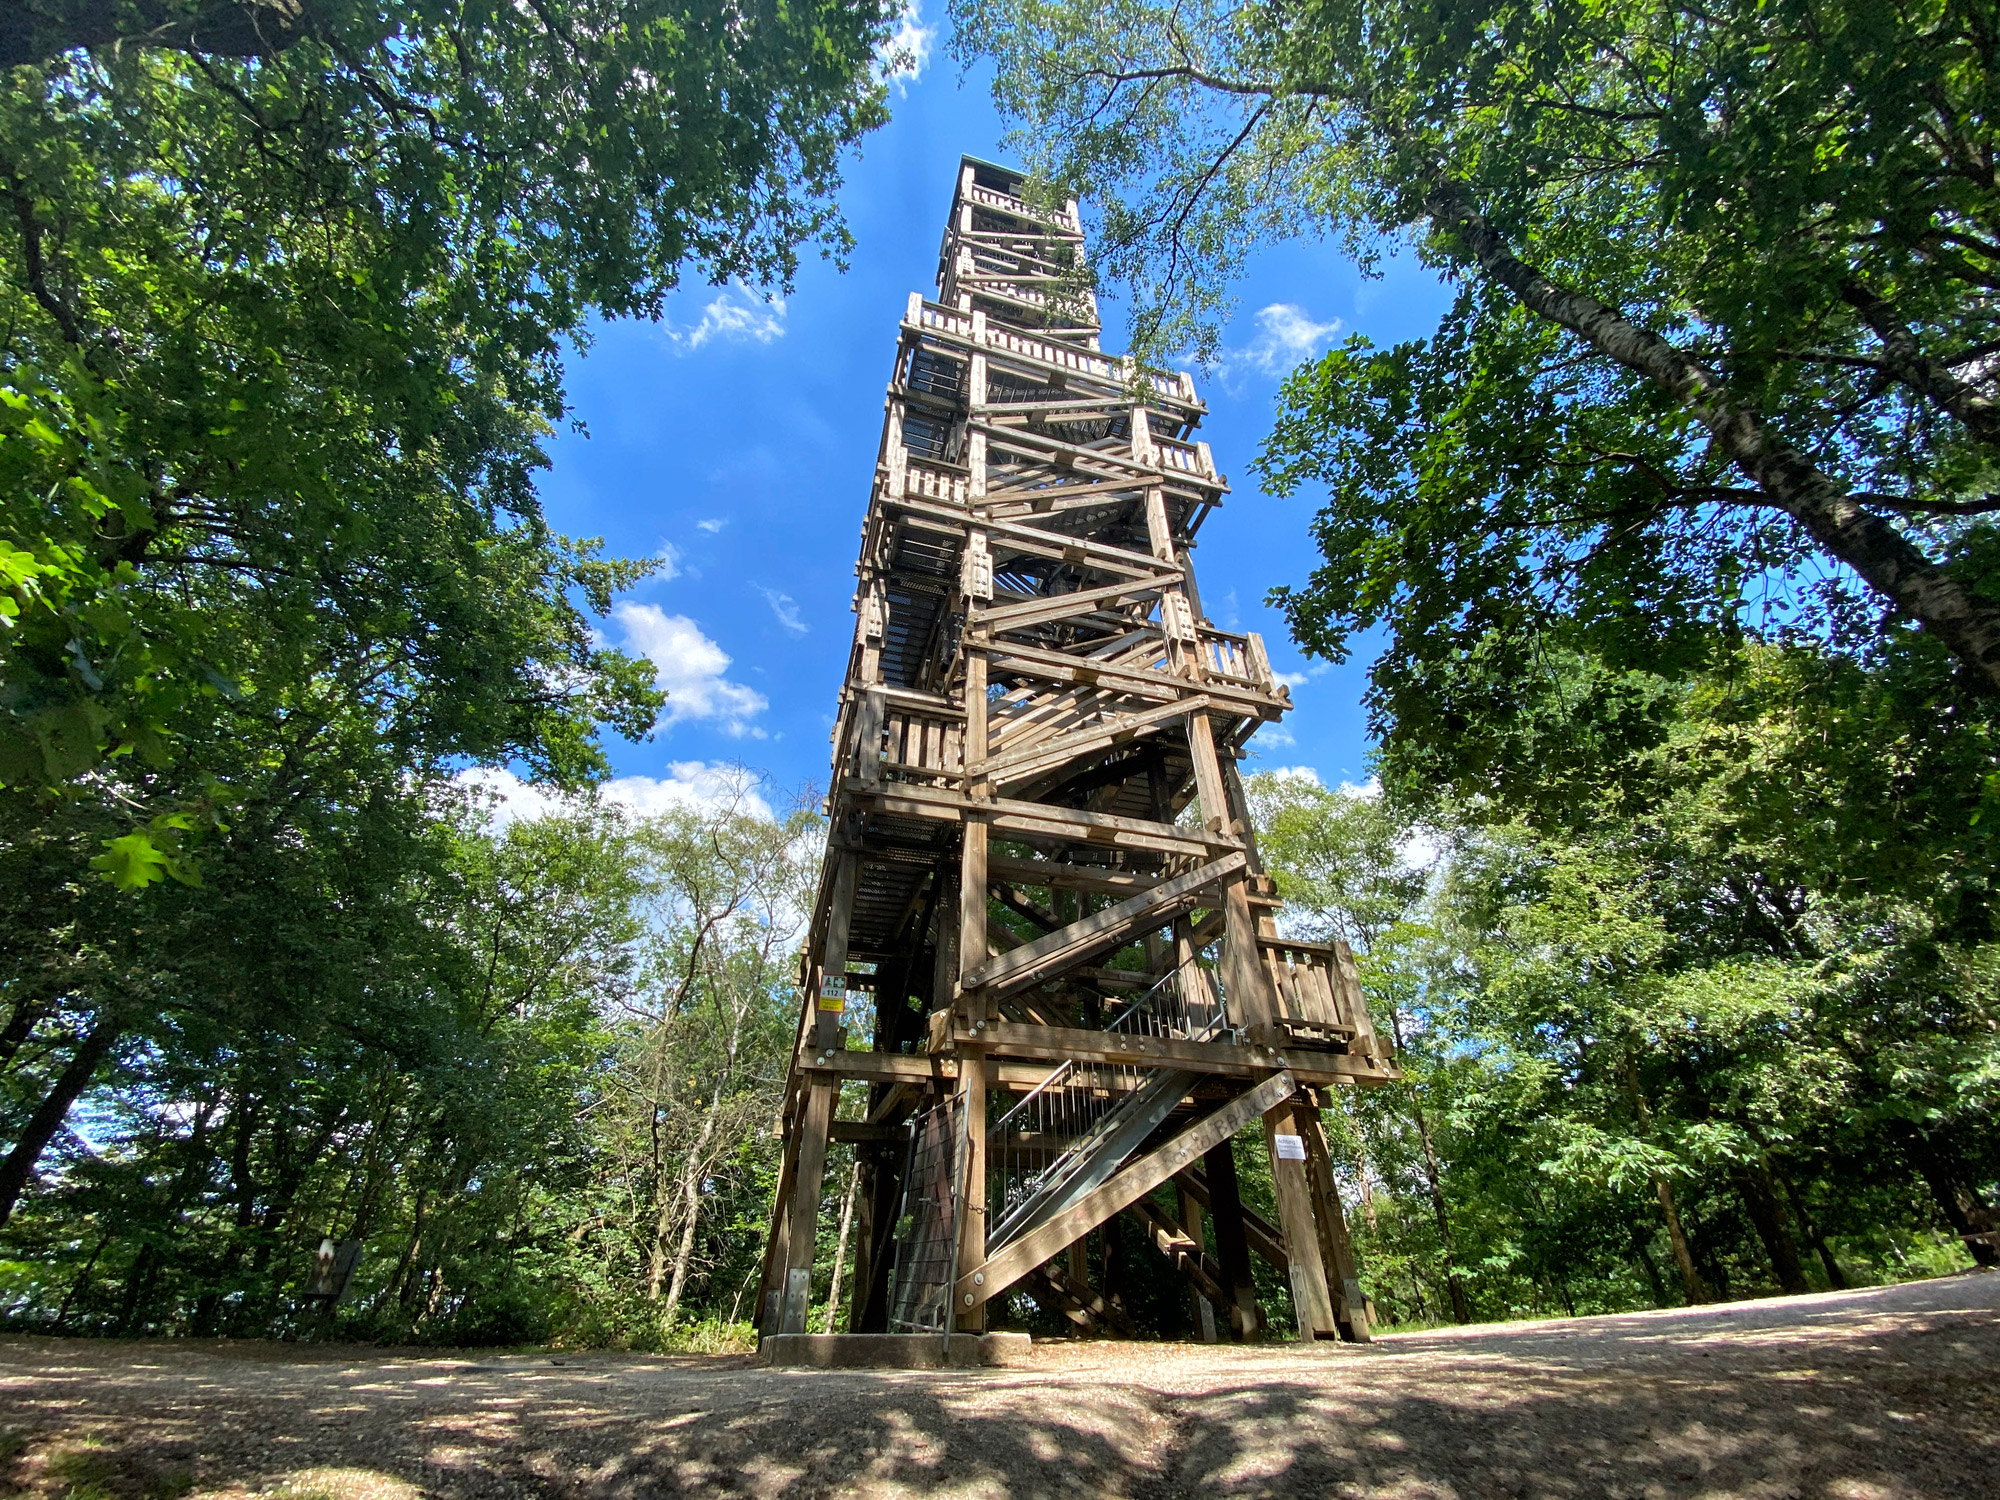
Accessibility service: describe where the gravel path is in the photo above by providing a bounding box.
[3,1271,1994,1500]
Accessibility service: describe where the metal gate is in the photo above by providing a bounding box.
[886,1097,963,1332]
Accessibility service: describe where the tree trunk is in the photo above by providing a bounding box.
[1732,1159,1812,1295]
[1777,1170,1849,1290]
[1428,181,2000,693]
[0,1013,119,1229]
[1653,1174,1708,1305]
[1842,281,2000,450]
[1411,1101,1471,1323]
[1895,1125,1999,1268]
[822,1159,862,1333]
[1621,1056,1707,1305]
[1630,1229,1669,1308]
[0,993,53,1075]
[658,986,755,1319]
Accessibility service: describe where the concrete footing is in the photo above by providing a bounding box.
[757,1332,1032,1369]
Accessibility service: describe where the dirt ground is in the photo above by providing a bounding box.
[2,1272,1994,1500]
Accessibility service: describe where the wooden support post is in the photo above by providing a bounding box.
[959,645,990,1030]
[1298,1098,1372,1342]
[1263,1094,1338,1341]
[845,1146,880,1330]
[1178,1177,1219,1343]
[755,1106,806,1337]
[779,1078,837,1335]
[1186,708,1272,1033]
[852,1139,907,1333]
[1201,1141,1261,1339]
[953,1046,988,1331]
[817,852,860,1052]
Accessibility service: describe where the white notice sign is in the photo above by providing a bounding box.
[1273,1134,1307,1161]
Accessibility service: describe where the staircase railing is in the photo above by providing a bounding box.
[983,966,1228,1255]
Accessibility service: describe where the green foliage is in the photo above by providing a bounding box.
[1,0,893,875]
[1242,651,1999,1326]
[956,0,2000,701]
[0,787,822,1344]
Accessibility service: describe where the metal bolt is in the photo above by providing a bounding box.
[963,1293,975,1306]
[973,1272,984,1286]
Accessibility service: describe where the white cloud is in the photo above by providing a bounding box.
[1273,661,1331,691]
[1216,303,1343,388]
[762,587,808,636]
[613,602,769,737]
[603,763,775,822]
[696,518,728,534]
[653,541,682,581]
[460,763,774,827]
[875,0,934,93]
[665,284,787,352]
[1265,764,1322,785]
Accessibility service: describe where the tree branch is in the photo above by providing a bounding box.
[1424,180,2000,691]
[1841,279,2000,451]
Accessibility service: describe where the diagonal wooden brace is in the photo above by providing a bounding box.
[980,578,1172,633]
[952,1070,1294,1307]
[962,850,1246,999]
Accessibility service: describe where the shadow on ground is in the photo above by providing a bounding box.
[2,1273,1994,1500]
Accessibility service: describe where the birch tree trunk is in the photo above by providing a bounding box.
[822,1159,862,1333]
[1425,182,2000,692]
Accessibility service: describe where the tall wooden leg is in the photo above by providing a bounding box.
[816,853,860,1051]
[1264,1096,1338,1340]
[755,1091,806,1337]
[953,1045,988,1331]
[779,1078,836,1334]
[1298,1097,1371,1342]
[853,1139,906,1333]
[846,1147,880,1330]
[1202,1140,1260,1339]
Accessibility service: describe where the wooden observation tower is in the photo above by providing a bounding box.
[756,157,1397,1352]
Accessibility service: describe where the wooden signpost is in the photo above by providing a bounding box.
[756,157,1399,1355]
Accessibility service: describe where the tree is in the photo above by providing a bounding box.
[953,0,2000,705]
[2,0,894,877]
[0,782,827,1345]
[1248,770,1479,1321]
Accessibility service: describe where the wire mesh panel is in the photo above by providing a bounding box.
[887,1097,963,1333]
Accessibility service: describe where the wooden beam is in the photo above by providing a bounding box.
[843,775,1240,859]
[1264,1095,1338,1341]
[1298,1099,1371,1343]
[984,856,1173,898]
[1124,1196,1230,1308]
[954,1046,988,1331]
[779,1079,836,1334]
[963,851,1247,996]
[979,578,1170,634]
[830,1121,907,1143]
[954,1070,1294,1305]
[1179,1162,1290,1275]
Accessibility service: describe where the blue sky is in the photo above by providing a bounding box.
[503,17,1455,817]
